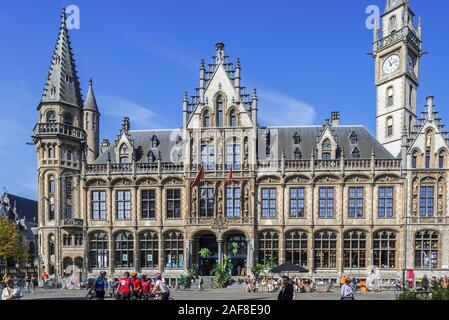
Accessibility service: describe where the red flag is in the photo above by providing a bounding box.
[226,167,233,183]
[191,165,205,187]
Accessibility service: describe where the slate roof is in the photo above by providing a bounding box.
[83,79,99,112]
[0,193,38,223]
[257,126,395,161]
[94,129,184,164]
[41,9,83,108]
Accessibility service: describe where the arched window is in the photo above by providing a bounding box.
[258,231,279,267]
[229,110,237,127]
[386,117,393,137]
[439,151,446,169]
[414,231,439,269]
[119,144,130,164]
[46,110,56,123]
[373,231,396,269]
[285,231,308,267]
[147,151,155,163]
[115,232,134,268]
[216,96,223,127]
[63,113,73,126]
[203,110,210,128]
[351,147,360,159]
[89,232,109,269]
[48,177,55,194]
[164,232,184,269]
[139,232,159,269]
[412,151,418,169]
[48,146,54,159]
[322,139,332,160]
[313,230,337,269]
[387,87,394,107]
[48,235,55,256]
[389,15,397,31]
[343,231,367,268]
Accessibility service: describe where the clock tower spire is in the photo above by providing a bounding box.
[373,0,422,157]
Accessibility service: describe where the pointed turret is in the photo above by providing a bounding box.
[385,0,405,13]
[41,8,83,108]
[83,79,99,112]
[83,79,100,162]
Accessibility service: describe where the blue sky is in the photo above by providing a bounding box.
[0,0,448,200]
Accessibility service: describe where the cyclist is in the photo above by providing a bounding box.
[89,271,108,300]
[152,273,170,300]
[131,272,142,300]
[117,272,133,300]
[141,275,152,300]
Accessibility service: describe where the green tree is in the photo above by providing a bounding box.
[210,255,232,288]
[251,263,265,276]
[266,256,277,273]
[0,217,28,272]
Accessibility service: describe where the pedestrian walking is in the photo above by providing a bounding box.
[340,278,355,301]
[198,276,204,291]
[277,276,294,301]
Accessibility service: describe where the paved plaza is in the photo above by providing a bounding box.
[21,287,397,301]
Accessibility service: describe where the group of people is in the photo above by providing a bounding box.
[416,275,449,291]
[89,271,170,300]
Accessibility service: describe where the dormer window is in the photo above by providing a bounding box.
[151,135,159,148]
[351,147,360,159]
[322,139,332,160]
[203,110,210,128]
[216,95,223,127]
[46,110,56,123]
[349,131,358,144]
[119,144,130,164]
[294,148,302,160]
[293,132,301,145]
[147,151,155,163]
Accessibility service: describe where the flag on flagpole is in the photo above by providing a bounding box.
[226,167,233,183]
[191,165,205,187]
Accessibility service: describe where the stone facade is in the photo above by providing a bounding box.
[34,2,449,284]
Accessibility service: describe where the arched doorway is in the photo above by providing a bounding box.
[62,257,73,276]
[224,233,247,276]
[194,232,218,276]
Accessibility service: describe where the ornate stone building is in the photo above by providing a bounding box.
[33,1,449,284]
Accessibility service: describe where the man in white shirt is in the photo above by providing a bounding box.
[1,278,22,300]
[152,273,170,300]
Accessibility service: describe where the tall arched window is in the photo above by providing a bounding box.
[439,151,446,169]
[314,230,337,269]
[258,231,279,266]
[387,87,394,107]
[386,117,393,137]
[412,151,418,169]
[343,231,367,268]
[139,232,159,269]
[89,232,109,269]
[203,110,210,128]
[115,232,134,268]
[322,139,332,160]
[216,96,223,127]
[229,110,237,127]
[414,231,439,269]
[46,110,56,123]
[164,232,184,269]
[373,231,396,269]
[48,234,55,256]
[285,231,308,267]
[389,15,397,31]
[119,144,130,164]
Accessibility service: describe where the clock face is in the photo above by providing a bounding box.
[407,55,415,74]
[383,54,400,75]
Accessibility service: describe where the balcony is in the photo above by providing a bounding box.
[84,162,184,176]
[61,218,84,228]
[34,123,86,140]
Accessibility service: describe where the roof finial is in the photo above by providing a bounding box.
[89,78,93,86]
[61,7,67,25]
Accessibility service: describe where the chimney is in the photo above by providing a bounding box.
[331,112,340,126]
[100,139,110,154]
[122,117,130,132]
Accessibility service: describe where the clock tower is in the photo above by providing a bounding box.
[373,0,423,157]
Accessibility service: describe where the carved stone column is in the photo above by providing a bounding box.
[217,239,223,265]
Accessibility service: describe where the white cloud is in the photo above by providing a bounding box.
[258,90,317,126]
[99,96,167,129]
